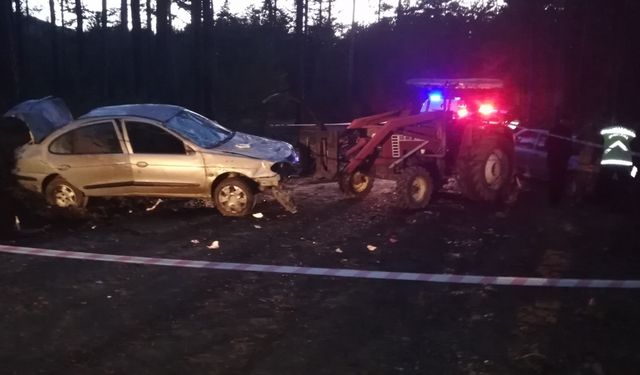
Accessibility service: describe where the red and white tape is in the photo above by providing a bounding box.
[1,244,639,289]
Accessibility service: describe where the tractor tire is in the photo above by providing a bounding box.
[457,135,514,202]
[396,166,434,209]
[339,169,375,199]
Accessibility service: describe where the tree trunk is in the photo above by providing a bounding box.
[12,0,22,97]
[101,0,108,99]
[49,0,59,93]
[75,0,83,65]
[0,0,18,109]
[131,0,141,94]
[347,0,356,116]
[59,0,64,27]
[317,0,322,25]
[295,0,304,121]
[121,0,128,29]
[191,0,202,111]
[202,0,215,115]
[156,0,171,100]
[145,0,151,29]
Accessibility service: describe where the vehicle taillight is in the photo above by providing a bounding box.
[478,103,497,116]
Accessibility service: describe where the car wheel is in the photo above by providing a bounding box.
[45,176,88,209]
[214,177,255,217]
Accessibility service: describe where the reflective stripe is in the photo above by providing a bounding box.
[632,166,638,178]
[600,127,637,138]
[601,159,633,166]
[607,140,629,152]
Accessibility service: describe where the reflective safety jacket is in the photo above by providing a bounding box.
[600,126,635,167]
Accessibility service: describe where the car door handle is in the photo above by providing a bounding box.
[136,161,148,168]
[57,164,71,171]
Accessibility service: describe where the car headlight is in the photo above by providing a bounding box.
[287,148,301,165]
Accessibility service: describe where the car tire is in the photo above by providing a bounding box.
[213,177,256,217]
[45,176,88,209]
[396,166,434,209]
[339,168,375,199]
[458,135,514,202]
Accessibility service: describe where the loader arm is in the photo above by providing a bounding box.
[344,111,443,174]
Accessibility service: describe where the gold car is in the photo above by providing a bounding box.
[5,97,298,217]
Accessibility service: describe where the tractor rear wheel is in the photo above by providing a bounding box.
[458,135,513,202]
[339,169,375,199]
[396,167,434,209]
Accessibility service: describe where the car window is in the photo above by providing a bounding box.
[535,134,547,151]
[126,121,185,154]
[49,122,122,154]
[515,131,538,150]
[166,110,233,149]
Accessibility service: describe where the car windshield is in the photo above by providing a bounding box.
[166,110,233,148]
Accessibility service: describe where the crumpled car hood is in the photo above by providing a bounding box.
[209,132,294,162]
[3,96,73,143]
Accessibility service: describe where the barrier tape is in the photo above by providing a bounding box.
[1,245,639,289]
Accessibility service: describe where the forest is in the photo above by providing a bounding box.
[1,0,640,135]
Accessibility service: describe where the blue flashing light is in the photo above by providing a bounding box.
[429,92,443,102]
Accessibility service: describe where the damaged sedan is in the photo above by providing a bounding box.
[4,97,299,217]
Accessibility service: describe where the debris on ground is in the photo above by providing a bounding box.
[90,225,97,230]
[388,235,399,244]
[207,240,220,250]
[190,239,200,244]
[335,248,343,253]
[254,225,262,229]
[146,199,163,211]
[367,244,377,252]
[252,212,264,219]
[14,216,21,231]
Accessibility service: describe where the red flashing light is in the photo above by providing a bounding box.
[478,103,497,116]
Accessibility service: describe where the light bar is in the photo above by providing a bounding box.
[600,127,636,138]
[601,159,633,166]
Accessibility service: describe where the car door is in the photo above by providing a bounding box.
[122,120,207,197]
[46,120,133,196]
[514,130,540,178]
[531,133,549,180]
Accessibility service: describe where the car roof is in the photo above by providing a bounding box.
[79,104,184,122]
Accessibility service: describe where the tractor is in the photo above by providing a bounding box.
[336,78,518,208]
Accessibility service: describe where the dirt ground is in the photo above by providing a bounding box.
[1,180,640,375]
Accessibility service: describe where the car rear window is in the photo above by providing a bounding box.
[49,122,122,154]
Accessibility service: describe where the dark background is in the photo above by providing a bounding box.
[1,0,640,138]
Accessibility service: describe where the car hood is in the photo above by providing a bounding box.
[3,96,73,143]
[209,132,295,162]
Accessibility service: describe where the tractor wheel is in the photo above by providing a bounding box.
[458,135,514,202]
[396,167,434,209]
[339,169,375,199]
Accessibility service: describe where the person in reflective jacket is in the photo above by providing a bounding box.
[597,126,637,210]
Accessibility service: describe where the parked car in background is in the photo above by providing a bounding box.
[4,97,299,217]
[514,128,600,198]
